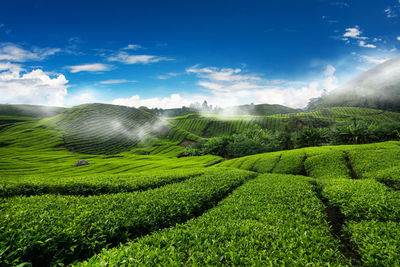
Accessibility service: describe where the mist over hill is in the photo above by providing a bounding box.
[0,104,66,118]
[155,103,301,117]
[310,56,400,112]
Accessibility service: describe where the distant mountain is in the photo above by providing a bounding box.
[222,104,301,116]
[310,56,400,111]
[156,103,301,117]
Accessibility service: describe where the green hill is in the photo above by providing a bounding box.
[49,103,165,154]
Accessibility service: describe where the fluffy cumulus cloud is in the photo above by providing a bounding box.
[68,63,112,73]
[113,94,191,109]
[343,27,363,39]
[341,26,377,49]
[107,52,172,64]
[0,43,60,62]
[187,65,338,108]
[359,40,376,48]
[113,65,339,109]
[0,62,68,106]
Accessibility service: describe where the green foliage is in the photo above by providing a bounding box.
[344,220,400,266]
[330,121,378,145]
[347,147,400,178]
[295,126,329,147]
[272,149,306,175]
[305,150,351,179]
[182,125,277,158]
[320,178,400,221]
[372,166,400,190]
[0,168,255,266]
[251,152,281,173]
[77,174,347,266]
[182,116,400,159]
[0,169,206,197]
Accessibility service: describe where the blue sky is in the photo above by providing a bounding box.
[0,0,399,108]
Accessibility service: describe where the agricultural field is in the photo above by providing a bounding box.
[1,103,400,266]
[170,106,400,137]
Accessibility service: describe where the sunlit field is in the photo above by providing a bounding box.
[2,0,400,266]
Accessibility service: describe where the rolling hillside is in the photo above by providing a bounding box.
[170,106,400,138]
[48,103,167,154]
[0,103,400,265]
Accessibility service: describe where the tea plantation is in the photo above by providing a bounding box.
[1,103,400,266]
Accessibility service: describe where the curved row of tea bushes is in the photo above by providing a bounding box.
[344,220,400,266]
[0,169,206,197]
[347,147,400,178]
[76,174,348,266]
[271,149,306,175]
[163,126,200,142]
[172,117,259,137]
[0,168,255,266]
[320,178,400,221]
[370,166,400,189]
[304,150,351,179]
[217,151,281,173]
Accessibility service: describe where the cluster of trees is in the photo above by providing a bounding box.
[150,101,222,117]
[181,119,400,158]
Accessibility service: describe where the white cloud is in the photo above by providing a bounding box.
[384,7,397,18]
[359,55,390,64]
[99,79,136,84]
[343,27,362,38]
[114,64,339,109]
[359,40,376,48]
[68,63,112,73]
[107,52,172,64]
[0,43,60,62]
[63,90,101,107]
[113,93,190,109]
[0,62,68,106]
[186,65,262,86]
[122,44,142,50]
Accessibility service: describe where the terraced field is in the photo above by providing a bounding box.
[170,107,400,137]
[216,141,400,265]
[1,103,400,266]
